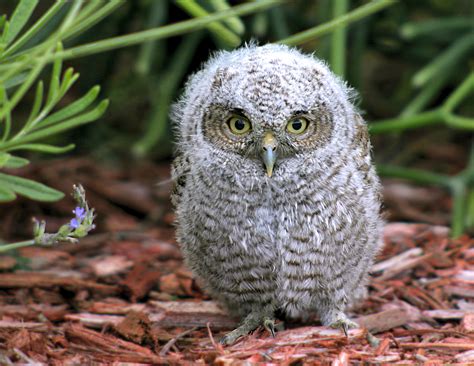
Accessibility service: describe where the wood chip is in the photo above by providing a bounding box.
[422,309,466,319]
[0,273,119,295]
[372,247,423,273]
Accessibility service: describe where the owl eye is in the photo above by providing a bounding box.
[228,116,252,135]
[286,117,308,134]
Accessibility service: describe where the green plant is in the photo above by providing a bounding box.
[0,0,111,202]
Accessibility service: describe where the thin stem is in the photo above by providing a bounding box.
[401,17,473,39]
[135,0,168,75]
[279,0,396,45]
[412,33,473,87]
[442,73,474,112]
[369,109,443,134]
[207,0,245,35]
[376,164,451,187]
[0,240,34,252]
[27,0,281,64]
[133,32,202,156]
[330,0,348,77]
[400,70,450,117]
[175,0,240,48]
[62,0,124,41]
[450,178,466,237]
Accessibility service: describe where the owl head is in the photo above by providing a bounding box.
[172,44,361,179]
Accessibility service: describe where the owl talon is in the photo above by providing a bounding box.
[330,317,358,337]
[263,317,276,337]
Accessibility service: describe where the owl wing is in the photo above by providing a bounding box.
[353,114,383,202]
[170,153,190,208]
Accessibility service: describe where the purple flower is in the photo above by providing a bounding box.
[69,218,80,229]
[73,207,86,220]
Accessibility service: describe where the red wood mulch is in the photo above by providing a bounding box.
[0,158,473,365]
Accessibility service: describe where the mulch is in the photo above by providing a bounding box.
[0,158,473,365]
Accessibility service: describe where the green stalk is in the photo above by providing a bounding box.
[412,33,473,87]
[37,0,281,63]
[330,0,348,77]
[133,32,202,156]
[401,17,473,39]
[135,0,168,75]
[207,0,245,35]
[0,240,35,252]
[400,70,450,117]
[442,73,474,112]
[279,0,396,45]
[369,109,442,134]
[174,0,240,48]
[62,0,124,41]
[450,178,466,237]
[376,164,451,187]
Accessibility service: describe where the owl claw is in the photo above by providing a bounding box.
[220,311,276,346]
[330,317,358,337]
[263,317,276,337]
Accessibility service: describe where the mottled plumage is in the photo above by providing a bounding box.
[171,44,383,344]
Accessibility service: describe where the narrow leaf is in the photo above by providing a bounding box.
[3,155,30,168]
[0,185,16,202]
[0,172,64,201]
[7,143,75,154]
[4,71,29,89]
[46,42,63,105]
[26,80,43,124]
[0,15,6,32]
[4,0,39,45]
[3,1,64,58]
[0,152,10,166]
[0,153,30,168]
[38,86,100,128]
[1,100,109,149]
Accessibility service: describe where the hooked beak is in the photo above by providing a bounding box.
[261,131,278,177]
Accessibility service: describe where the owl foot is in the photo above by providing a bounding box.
[263,317,276,337]
[220,311,276,345]
[330,316,358,337]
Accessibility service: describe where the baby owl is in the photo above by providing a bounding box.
[171,44,383,345]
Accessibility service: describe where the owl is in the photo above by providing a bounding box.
[171,44,383,345]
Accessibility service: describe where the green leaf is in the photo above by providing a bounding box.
[0,15,6,32]
[7,143,75,154]
[4,0,39,45]
[4,71,29,89]
[47,43,63,105]
[2,1,64,58]
[0,172,64,201]
[0,152,30,168]
[1,100,109,150]
[39,86,100,128]
[26,80,43,124]
[0,185,16,202]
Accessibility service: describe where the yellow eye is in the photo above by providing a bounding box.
[228,116,251,135]
[286,117,308,134]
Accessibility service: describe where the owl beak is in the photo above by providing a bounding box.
[261,131,278,177]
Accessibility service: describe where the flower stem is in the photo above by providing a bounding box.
[0,240,34,253]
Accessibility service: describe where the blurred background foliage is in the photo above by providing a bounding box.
[0,0,473,237]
